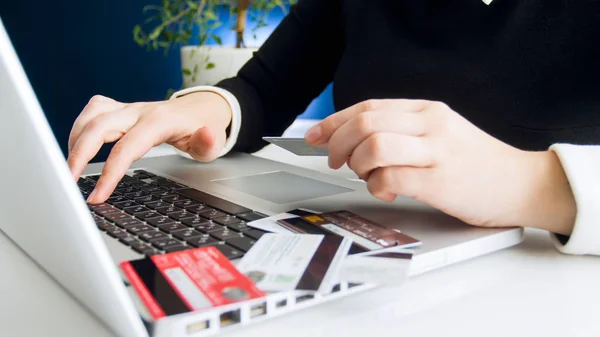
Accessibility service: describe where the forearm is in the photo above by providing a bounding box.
[516,151,577,235]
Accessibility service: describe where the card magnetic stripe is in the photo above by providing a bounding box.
[296,235,344,291]
[127,258,192,317]
[279,217,367,255]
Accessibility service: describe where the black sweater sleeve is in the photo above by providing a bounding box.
[216,0,345,153]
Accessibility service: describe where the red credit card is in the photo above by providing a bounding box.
[120,246,266,320]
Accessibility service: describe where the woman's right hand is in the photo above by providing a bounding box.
[67,92,232,204]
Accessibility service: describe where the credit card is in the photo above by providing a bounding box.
[280,211,421,251]
[236,234,353,294]
[246,208,320,234]
[263,137,329,156]
[339,251,413,286]
[120,246,266,320]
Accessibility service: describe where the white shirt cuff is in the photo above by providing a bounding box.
[169,86,241,159]
[549,144,600,255]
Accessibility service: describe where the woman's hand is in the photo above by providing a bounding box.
[305,99,577,235]
[68,92,232,204]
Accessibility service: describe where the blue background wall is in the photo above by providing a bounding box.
[0,1,333,162]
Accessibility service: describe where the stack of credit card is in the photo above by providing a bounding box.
[120,209,419,329]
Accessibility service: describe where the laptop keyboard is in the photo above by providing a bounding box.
[77,170,268,260]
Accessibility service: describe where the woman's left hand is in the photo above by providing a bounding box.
[305,99,576,234]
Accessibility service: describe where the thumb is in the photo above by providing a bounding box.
[187,126,226,162]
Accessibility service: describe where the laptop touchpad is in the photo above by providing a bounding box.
[213,171,353,204]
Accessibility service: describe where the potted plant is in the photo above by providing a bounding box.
[133,0,296,89]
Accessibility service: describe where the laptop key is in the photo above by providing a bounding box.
[112,200,139,209]
[146,216,175,227]
[106,227,129,239]
[151,238,183,250]
[134,211,162,221]
[243,229,268,240]
[158,223,188,234]
[177,188,252,215]
[145,201,171,210]
[181,217,211,228]
[115,186,138,194]
[171,229,204,241]
[95,206,120,216]
[167,211,196,221]
[88,203,111,211]
[130,242,155,255]
[113,218,143,228]
[155,206,182,215]
[199,209,227,220]
[213,244,244,260]
[124,190,150,198]
[115,182,130,189]
[133,195,161,204]
[213,216,244,226]
[226,222,250,232]
[123,205,150,215]
[144,249,161,256]
[173,199,201,208]
[125,224,156,235]
[192,222,224,234]
[139,231,169,243]
[107,195,127,204]
[138,185,166,193]
[127,180,148,187]
[161,195,187,203]
[104,212,131,222]
[152,191,175,198]
[236,211,268,222]
[93,215,106,224]
[164,244,191,253]
[96,221,115,231]
[119,236,139,246]
[226,236,257,252]
[184,204,214,215]
[210,229,243,241]
[186,236,219,248]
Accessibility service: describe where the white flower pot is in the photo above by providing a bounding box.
[180,46,257,87]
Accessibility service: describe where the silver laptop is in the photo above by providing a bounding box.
[0,18,523,337]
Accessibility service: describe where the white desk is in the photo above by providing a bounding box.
[2,122,600,337]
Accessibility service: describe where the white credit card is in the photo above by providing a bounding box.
[236,234,352,294]
[263,137,329,156]
[338,251,413,286]
[247,209,320,234]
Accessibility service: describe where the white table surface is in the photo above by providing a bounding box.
[2,120,599,337]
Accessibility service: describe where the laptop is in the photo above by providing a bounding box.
[0,18,523,337]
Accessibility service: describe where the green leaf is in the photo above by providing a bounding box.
[185,1,198,10]
[148,26,164,41]
[182,68,192,76]
[212,34,223,45]
[206,62,216,70]
[198,33,208,46]
[204,9,217,21]
[133,25,145,46]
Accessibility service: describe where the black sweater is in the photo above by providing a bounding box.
[217,0,600,153]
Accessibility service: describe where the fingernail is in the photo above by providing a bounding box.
[305,125,322,143]
[87,189,97,203]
